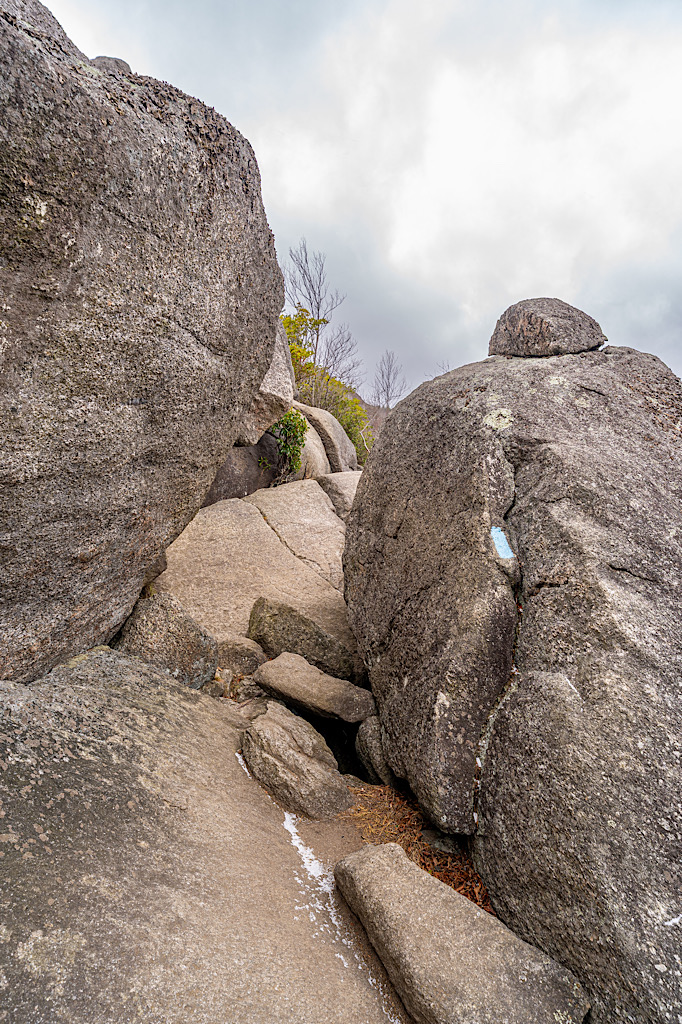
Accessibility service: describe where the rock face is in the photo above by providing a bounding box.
[0,646,409,1023]
[294,418,332,479]
[488,297,607,357]
[203,433,281,504]
[241,700,353,819]
[115,589,218,689]
[156,498,356,656]
[235,322,295,445]
[248,597,364,683]
[294,402,358,472]
[317,471,362,521]
[0,0,283,683]
[334,843,590,1024]
[344,332,682,1023]
[253,652,376,722]
[245,479,346,591]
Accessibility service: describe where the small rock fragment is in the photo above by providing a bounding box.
[253,652,375,723]
[355,716,395,785]
[241,702,353,819]
[317,471,362,521]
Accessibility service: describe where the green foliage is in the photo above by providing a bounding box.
[280,308,374,465]
[269,408,308,481]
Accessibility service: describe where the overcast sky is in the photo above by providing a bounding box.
[46,0,682,393]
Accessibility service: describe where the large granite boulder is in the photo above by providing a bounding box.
[293,418,332,479]
[489,297,607,357]
[0,647,409,1023]
[0,0,282,683]
[235,322,295,445]
[317,471,362,521]
[344,306,682,1023]
[294,402,358,472]
[155,498,357,658]
[335,843,589,1024]
[244,479,346,591]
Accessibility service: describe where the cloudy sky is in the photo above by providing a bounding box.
[47,0,682,393]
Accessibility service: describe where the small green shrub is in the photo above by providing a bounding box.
[269,408,308,482]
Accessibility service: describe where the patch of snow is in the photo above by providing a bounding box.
[664,914,682,927]
[491,526,515,560]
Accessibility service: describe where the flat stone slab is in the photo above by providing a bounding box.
[488,297,606,357]
[254,652,375,722]
[155,498,356,655]
[245,479,345,591]
[0,646,409,1023]
[317,471,363,521]
[335,843,590,1024]
[241,700,353,819]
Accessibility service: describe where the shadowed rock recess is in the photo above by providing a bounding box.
[345,306,682,1023]
[0,0,283,683]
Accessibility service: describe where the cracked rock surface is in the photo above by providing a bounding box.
[0,0,283,684]
[344,340,682,1024]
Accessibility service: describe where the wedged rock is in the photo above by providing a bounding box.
[0,645,408,1023]
[0,0,283,683]
[334,843,590,1024]
[235,322,295,445]
[355,716,394,786]
[489,297,607,357]
[91,55,131,74]
[241,701,353,819]
[203,433,281,505]
[294,402,358,472]
[294,418,332,479]
[248,596,365,684]
[156,499,357,660]
[115,589,218,689]
[218,635,267,677]
[317,471,362,521]
[245,479,345,591]
[253,652,375,722]
[345,335,682,1023]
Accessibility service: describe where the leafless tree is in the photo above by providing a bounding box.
[372,349,407,409]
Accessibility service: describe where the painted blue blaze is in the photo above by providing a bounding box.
[491,526,515,560]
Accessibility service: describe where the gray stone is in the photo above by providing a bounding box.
[235,322,295,445]
[241,700,353,819]
[355,716,394,786]
[203,433,281,504]
[317,471,363,521]
[345,339,682,1023]
[115,589,218,689]
[254,652,375,722]
[294,418,332,479]
[294,402,358,472]
[248,597,365,685]
[0,645,410,1023]
[229,676,268,704]
[91,55,131,74]
[245,479,346,591]
[217,635,267,677]
[156,498,356,658]
[488,297,607,357]
[334,843,590,1024]
[0,0,283,683]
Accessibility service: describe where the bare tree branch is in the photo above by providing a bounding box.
[285,239,345,364]
[371,349,407,408]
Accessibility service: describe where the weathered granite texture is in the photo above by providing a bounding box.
[0,647,410,1023]
[317,471,362,521]
[488,297,606,357]
[235,322,295,445]
[294,401,358,472]
[115,589,218,689]
[344,340,682,1023]
[202,433,282,505]
[335,843,589,1024]
[0,0,283,682]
